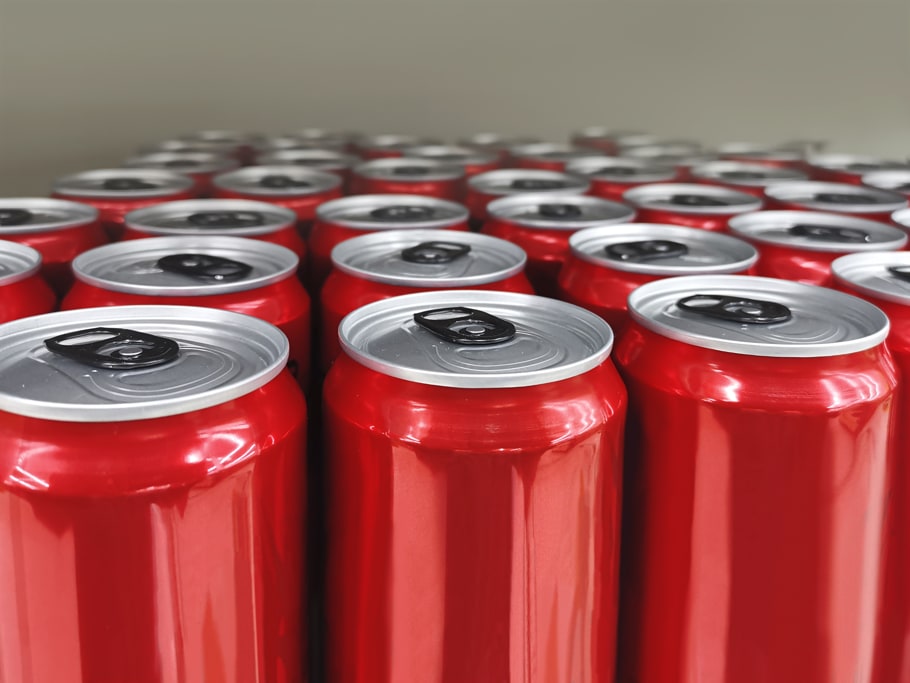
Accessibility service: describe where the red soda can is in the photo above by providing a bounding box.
[324,290,627,683]
[0,240,56,320]
[254,149,360,190]
[402,144,499,177]
[310,194,469,289]
[808,154,910,185]
[319,229,533,372]
[718,142,808,169]
[0,306,307,683]
[566,156,681,201]
[122,199,307,267]
[0,198,106,295]
[350,158,465,201]
[765,181,908,222]
[863,170,910,198]
[622,183,762,231]
[831,252,910,683]
[63,236,311,388]
[556,223,757,332]
[509,142,602,172]
[122,151,240,196]
[52,169,196,241]
[355,134,442,160]
[212,165,343,235]
[615,275,895,683]
[689,160,808,196]
[458,133,541,164]
[466,168,590,225]
[729,210,907,285]
[484,193,635,296]
[570,128,655,155]
[177,129,257,163]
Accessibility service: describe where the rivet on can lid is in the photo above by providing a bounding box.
[44,327,180,370]
[156,253,253,281]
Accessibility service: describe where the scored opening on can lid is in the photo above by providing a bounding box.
[690,161,808,186]
[832,252,910,306]
[765,181,908,214]
[0,198,99,234]
[0,305,289,422]
[254,149,359,170]
[729,211,907,253]
[212,165,342,195]
[316,194,469,230]
[123,152,240,175]
[353,158,465,182]
[623,183,762,214]
[565,156,678,183]
[331,229,527,287]
[468,169,590,196]
[339,290,614,388]
[72,235,298,296]
[628,275,889,357]
[54,169,195,199]
[808,154,910,175]
[0,240,43,285]
[126,199,296,236]
[570,223,758,275]
[487,193,636,229]
[863,170,910,194]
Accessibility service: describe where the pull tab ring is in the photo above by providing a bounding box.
[414,307,516,345]
[538,203,583,219]
[401,241,471,264]
[788,224,871,243]
[677,294,792,325]
[605,240,689,262]
[44,327,180,370]
[0,208,33,226]
[887,266,910,283]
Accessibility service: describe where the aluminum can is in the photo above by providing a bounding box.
[466,168,590,225]
[484,193,635,296]
[508,142,602,171]
[0,305,307,683]
[0,198,106,295]
[63,236,311,388]
[718,142,808,169]
[324,290,627,683]
[402,144,499,177]
[350,158,465,201]
[138,137,245,160]
[0,240,56,320]
[862,170,910,198]
[556,223,757,332]
[570,127,654,155]
[690,160,809,197]
[458,133,541,163]
[320,229,533,372]
[52,169,196,240]
[808,154,910,185]
[122,151,240,196]
[765,181,908,222]
[831,252,910,683]
[254,149,360,190]
[566,157,681,201]
[355,134,442,160]
[310,194,469,290]
[729,210,907,285]
[622,183,761,231]
[615,275,895,683]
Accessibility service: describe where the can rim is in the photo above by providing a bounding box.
[402,144,497,166]
[690,161,808,186]
[719,142,804,162]
[863,170,910,192]
[357,133,441,150]
[353,158,465,182]
[123,152,241,176]
[832,251,910,306]
[254,149,359,169]
[487,193,636,230]
[53,168,195,199]
[0,198,99,234]
[623,183,763,215]
[458,133,541,150]
[212,165,342,195]
[565,156,678,182]
[766,181,908,214]
[126,199,297,236]
[316,194,469,230]
[0,240,43,285]
[508,142,602,162]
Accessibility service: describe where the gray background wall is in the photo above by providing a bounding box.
[1,0,908,195]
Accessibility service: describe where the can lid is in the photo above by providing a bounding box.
[357,134,441,151]
[862,170,910,194]
[612,132,660,149]
[809,154,910,175]
[623,183,762,214]
[458,133,541,151]
[691,161,808,186]
[402,144,497,167]
[126,199,296,237]
[0,305,289,422]
[620,140,702,157]
[140,138,242,156]
[72,236,297,296]
[718,142,804,162]
[212,165,342,196]
[728,210,907,253]
[331,229,526,287]
[765,181,908,214]
[832,252,910,306]
[178,129,253,145]
[54,169,195,199]
[623,147,717,167]
[123,152,240,176]
[339,290,613,388]
[317,194,468,230]
[468,169,590,196]
[487,193,635,230]
[570,223,757,275]
[353,158,464,182]
[0,240,43,285]
[508,142,602,163]
[628,275,889,357]
[292,128,357,143]
[254,134,348,153]
[565,156,678,182]
[0,198,99,234]
[254,149,359,170]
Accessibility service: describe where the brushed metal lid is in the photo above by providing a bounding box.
[623,183,762,215]
[468,169,590,196]
[487,193,635,230]
[729,211,907,253]
[123,152,240,176]
[357,134,442,152]
[691,161,808,187]
[809,154,910,175]
[832,252,910,306]
[353,158,464,182]
[566,156,677,183]
[54,169,195,199]
[0,198,99,234]
[458,133,541,152]
[212,165,342,196]
[316,194,468,230]
[765,181,908,214]
[508,142,602,164]
[0,240,43,285]
[718,142,804,162]
[126,199,296,237]
[254,149,359,171]
[402,145,497,167]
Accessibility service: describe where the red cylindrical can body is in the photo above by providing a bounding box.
[351,158,465,201]
[566,157,681,202]
[765,181,909,223]
[623,183,762,232]
[466,169,591,227]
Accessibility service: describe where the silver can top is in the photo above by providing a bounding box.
[508,142,602,164]
[623,183,762,215]
[765,181,908,214]
[331,229,526,287]
[628,275,889,357]
[212,165,342,196]
[72,236,298,296]
[123,152,240,176]
[316,194,468,230]
[862,170,910,194]
[0,305,289,422]
[570,223,758,275]
[729,210,907,253]
[0,198,99,234]
[253,134,348,153]
[54,169,195,199]
[353,157,465,182]
[832,252,910,306]
[565,156,678,183]
[468,169,590,196]
[487,193,635,230]
[126,199,296,237]
[140,138,242,156]
[718,142,804,162]
[690,161,808,187]
[888,208,910,231]
[339,290,613,388]
[402,144,497,167]
[0,240,43,286]
[357,133,442,152]
[459,133,541,150]
[254,148,359,170]
[809,154,910,175]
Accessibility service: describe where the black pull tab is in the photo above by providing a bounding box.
[605,240,689,262]
[414,307,516,345]
[401,241,471,264]
[102,177,157,191]
[595,166,637,177]
[538,203,583,219]
[787,224,871,243]
[187,211,265,228]
[815,192,878,205]
[370,206,435,221]
[669,194,727,207]
[259,174,312,189]
[887,266,910,283]
[677,294,792,325]
[510,178,566,191]
[44,327,179,370]
[0,208,33,226]
[392,166,431,177]
[720,170,767,181]
[157,253,253,281]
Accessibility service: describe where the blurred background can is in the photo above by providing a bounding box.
[0,240,56,321]
[622,183,762,231]
[466,168,590,227]
[764,181,908,222]
[566,157,681,202]
[350,158,465,201]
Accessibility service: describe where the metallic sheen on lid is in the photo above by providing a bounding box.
[317,194,468,230]
[126,199,296,236]
[691,161,808,186]
[254,149,359,170]
[402,145,497,167]
[719,142,804,161]
[140,138,241,156]
[331,229,526,287]
[212,165,342,195]
[832,252,910,306]
[623,183,762,214]
[487,193,635,230]
[0,198,98,234]
[809,154,910,174]
[339,290,613,388]
[123,152,240,175]
[254,134,348,153]
[629,275,889,357]
[353,158,464,182]
[72,236,298,296]
[468,169,590,196]
[766,181,908,214]
[54,169,195,198]
[623,146,717,167]
[566,156,677,182]
[862,170,910,193]
[729,211,907,252]
[621,140,702,157]
[0,240,42,285]
[357,134,441,151]
[0,305,289,422]
[178,129,253,145]
[570,223,758,275]
[509,142,602,163]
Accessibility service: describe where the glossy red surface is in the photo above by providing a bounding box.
[740,241,854,285]
[0,373,308,683]
[350,176,463,202]
[52,190,197,241]
[514,157,571,172]
[0,273,57,321]
[614,323,897,683]
[323,354,627,683]
[630,206,750,232]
